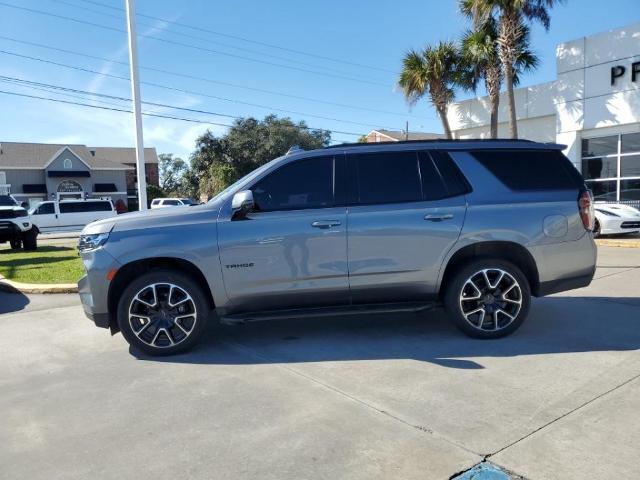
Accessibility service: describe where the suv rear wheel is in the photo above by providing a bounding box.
[117,269,209,356]
[444,259,531,339]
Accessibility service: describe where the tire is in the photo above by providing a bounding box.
[10,238,21,250]
[443,258,531,339]
[117,269,210,356]
[22,228,37,251]
[593,220,601,238]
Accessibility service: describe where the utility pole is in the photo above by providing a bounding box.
[405,120,409,141]
[125,0,147,210]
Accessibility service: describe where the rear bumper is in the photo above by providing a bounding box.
[529,232,597,296]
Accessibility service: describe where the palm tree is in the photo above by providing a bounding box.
[399,41,461,139]
[461,0,564,138]
[459,15,538,138]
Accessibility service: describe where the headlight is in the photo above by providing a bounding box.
[78,233,110,252]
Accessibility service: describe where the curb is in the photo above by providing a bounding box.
[0,274,78,294]
[595,239,640,249]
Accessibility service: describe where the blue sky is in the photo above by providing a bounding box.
[0,0,638,159]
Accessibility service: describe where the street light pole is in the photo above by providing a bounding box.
[125,0,147,210]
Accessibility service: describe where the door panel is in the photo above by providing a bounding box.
[218,207,349,312]
[31,202,59,231]
[347,197,466,303]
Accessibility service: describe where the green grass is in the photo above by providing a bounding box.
[0,246,84,284]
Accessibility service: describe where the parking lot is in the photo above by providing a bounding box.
[1,245,639,480]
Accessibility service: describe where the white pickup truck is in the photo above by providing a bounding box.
[0,195,38,250]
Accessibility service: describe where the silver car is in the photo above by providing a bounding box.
[78,140,597,356]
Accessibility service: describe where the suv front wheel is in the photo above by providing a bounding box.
[118,270,210,356]
[444,259,531,339]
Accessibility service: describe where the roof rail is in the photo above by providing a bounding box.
[324,138,536,149]
[286,145,304,155]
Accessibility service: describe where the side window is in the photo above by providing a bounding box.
[164,200,180,206]
[352,151,421,205]
[428,151,472,197]
[251,156,335,211]
[59,202,75,214]
[36,203,54,215]
[151,199,160,206]
[417,152,449,200]
[471,149,583,191]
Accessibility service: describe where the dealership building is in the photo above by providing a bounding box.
[447,22,640,203]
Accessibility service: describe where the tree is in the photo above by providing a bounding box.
[399,41,461,139]
[158,153,188,195]
[187,115,331,198]
[461,0,563,138]
[459,7,538,138]
[146,184,166,207]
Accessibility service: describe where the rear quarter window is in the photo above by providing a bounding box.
[470,149,584,191]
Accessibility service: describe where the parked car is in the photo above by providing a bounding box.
[78,139,597,356]
[150,198,194,209]
[0,195,38,250]
[30,199,116,233]
[593,204,640,237]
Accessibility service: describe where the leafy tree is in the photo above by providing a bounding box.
[459,8,538,138]
[399,41,462,139]
[158,153,188,195]
[187,115,331,197]
[461,0,563,138]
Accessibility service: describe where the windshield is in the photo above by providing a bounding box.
[0,195,17,207]
[207,156,283,204]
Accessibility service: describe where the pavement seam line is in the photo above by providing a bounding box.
[224,339,481,457]
[487,372,640,458]
[592,266,640,281]
[0,303,79,318]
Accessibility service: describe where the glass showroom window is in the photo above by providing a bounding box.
[582,132,640,202]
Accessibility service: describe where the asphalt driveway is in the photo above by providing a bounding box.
[1,246,639,479]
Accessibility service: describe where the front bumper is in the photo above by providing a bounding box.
[77,247,121,329]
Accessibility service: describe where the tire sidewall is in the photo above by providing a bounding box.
[117,269,210,356]
[444,258,531,339]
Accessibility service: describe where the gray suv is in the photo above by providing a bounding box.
[78,140,597,356]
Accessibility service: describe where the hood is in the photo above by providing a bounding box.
[82,203,221,235]
[594,204,640,218]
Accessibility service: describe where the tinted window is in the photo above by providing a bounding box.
[151,199,160,205]
[353,152,421,204]
[417,152,448,200]
[251,156,334,211]
[471,149,583,191]
[429,151,472,197]
[60,201,112,213]
[164,200,180,206]
[582,156,617,179]
[582,136,617,157]
[587,180,617,201]
[35,203,54,215]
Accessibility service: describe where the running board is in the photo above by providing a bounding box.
[219,301,440,325]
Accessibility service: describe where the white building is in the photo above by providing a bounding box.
[447,22,640,203]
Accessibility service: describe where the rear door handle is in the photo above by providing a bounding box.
[311,220,341,228]
[424,213,453,222]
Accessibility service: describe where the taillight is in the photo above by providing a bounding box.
[578,189,595,231]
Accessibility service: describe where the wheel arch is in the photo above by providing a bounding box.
[439,241,540,297]
[107,257,215,333]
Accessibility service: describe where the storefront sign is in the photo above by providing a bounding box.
[611,61,640,85]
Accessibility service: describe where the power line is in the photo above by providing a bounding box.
[0,47,413,130]
[48,0,371,80]
[71,0,397,75]
[0,37,422,119]
[0,1,389,87]
[0,76,367,136]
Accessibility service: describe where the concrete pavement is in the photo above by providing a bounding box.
[0,246,639,479]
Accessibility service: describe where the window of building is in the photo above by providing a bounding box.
[582,133,640,203]
[63,158,73,169]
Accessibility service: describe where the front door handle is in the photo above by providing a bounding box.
[424,213,453,222]
[311,220,341,229]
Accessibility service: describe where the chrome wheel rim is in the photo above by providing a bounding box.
[459,268,522,331]
[128,283,197,348]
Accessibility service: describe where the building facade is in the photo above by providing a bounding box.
[447,22,640,203]
[0,142,159,209]
[365,129,441,143]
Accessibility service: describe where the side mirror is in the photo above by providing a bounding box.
[231,190,254,218]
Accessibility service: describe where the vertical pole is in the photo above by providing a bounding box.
[125,0,147,210]
[405,121,409,141]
